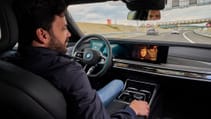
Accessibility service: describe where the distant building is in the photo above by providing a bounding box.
[165,0,211,9]
[107,19,112,25]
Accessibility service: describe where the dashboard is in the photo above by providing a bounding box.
[90,40,211,82]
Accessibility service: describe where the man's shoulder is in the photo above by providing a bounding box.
[53,54,83,71]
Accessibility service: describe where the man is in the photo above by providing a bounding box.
[147,45,158,61]
[12,0,150,119]
[147,10,161,20]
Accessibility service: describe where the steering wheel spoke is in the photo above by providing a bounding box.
[98,55,106,65]
[73,51,84,61]
[86,66,96,75]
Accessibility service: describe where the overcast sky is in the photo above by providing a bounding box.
[68,1,129,24]
[161,4,211,21]
[68,1,211,25]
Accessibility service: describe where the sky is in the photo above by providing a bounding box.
[161,4,211,21]
[68,1,211,25]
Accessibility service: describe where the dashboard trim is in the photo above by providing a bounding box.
[113,58,211,82]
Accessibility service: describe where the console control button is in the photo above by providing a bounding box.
[133,93,145,100]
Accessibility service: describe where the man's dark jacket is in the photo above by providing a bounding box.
[11,47,136,119]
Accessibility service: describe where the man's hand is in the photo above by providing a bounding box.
[129,100,150,117]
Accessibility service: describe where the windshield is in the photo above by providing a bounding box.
[68,0,211,45]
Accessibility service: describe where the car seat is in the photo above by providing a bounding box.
[0,1,67,119]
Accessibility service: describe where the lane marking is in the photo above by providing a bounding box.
[183,31,195,43]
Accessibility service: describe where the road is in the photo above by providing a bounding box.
[129,30,211,44]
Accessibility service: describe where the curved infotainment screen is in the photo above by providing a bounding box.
[90,40,169,64]
[112,44,169,64]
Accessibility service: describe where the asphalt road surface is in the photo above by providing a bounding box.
[129,30,211,45]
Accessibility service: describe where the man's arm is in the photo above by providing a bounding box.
[53,61,149,119]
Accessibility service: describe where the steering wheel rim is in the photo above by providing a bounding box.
[71,34,112,78]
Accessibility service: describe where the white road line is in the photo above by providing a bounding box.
[183,31,195,43]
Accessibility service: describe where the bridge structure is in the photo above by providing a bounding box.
[158,18,211,26]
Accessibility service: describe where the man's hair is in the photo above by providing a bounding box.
[13,0,66,53]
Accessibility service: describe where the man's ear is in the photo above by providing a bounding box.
[35,28,50,44]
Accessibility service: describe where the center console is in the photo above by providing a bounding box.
[107,79,159,117]
[118,79,158,105]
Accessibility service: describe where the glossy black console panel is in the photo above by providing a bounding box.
[107,79,159,117]
[117,79,158,105]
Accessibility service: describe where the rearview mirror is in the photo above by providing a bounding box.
[127,10,161,21]
[123,0,166,10]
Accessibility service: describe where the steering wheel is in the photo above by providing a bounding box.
[71,34,112,78]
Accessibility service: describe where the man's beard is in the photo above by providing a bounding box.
[48,37,68,54]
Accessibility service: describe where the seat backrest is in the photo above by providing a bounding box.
[0,60,67,119]
[0,1,67,119]
[0,1,18,53]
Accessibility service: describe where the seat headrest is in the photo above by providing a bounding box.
[0,1,18,53]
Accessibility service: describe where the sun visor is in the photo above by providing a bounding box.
[122,0,166,10]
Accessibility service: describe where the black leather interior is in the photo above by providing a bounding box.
[0,1,18,53]
[0,60,67,119]
[0,1,67,119]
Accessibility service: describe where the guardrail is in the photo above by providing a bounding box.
[194,29,211,38]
